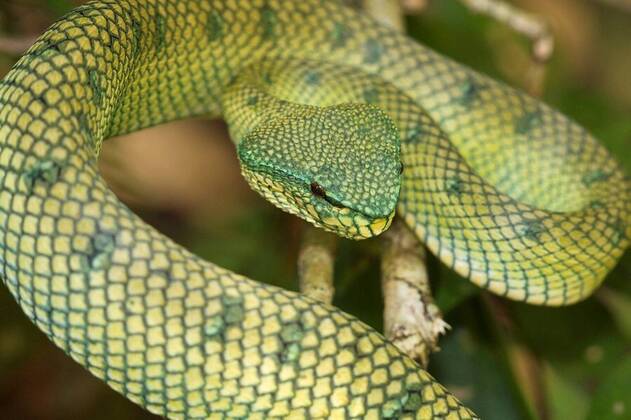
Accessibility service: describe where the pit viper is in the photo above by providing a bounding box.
[0,0,629,419]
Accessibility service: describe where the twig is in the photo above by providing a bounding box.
[453,0,553,95]
[0,35,37,55]
[460,0,554,63]
[297,228,336,304]
[381,220,449,366]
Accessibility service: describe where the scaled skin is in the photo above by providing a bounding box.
[0,1,477,418]
[0,0,629,419]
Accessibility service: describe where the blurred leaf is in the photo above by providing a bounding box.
[509,296,629,420]
[434,266,480,314]
[333,239,383,330]
[586,356,631,420]
[597,287,631,341]
[44,0,74,17]
[0,288,39,375]
[430,326,531,420]
[607,250,631,296]
[510,299,627,378]
[407,1,503,79]
[543,362,590,420]
[188,205,295,290]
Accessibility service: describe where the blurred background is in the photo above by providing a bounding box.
[0,0,629,419]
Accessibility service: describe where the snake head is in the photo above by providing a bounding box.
[238,103,401,239]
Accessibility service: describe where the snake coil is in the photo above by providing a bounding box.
[0,1,628,418]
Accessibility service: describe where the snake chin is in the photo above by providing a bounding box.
[309,191,397,239]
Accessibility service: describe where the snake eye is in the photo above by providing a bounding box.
[310,182,327,198]
[399,163,404,175]
[310,182,345,208]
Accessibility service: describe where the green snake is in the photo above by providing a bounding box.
[0,0,629,418]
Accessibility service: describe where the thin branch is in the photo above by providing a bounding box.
[381,220,449,366]
[0,35,37,55]
[297,228,336,304]
[460,0,554,63]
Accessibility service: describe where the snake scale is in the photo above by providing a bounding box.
[0,0,629,418]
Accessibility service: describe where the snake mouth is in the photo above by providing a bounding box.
[310,181,389,219]
[316,210,395,240]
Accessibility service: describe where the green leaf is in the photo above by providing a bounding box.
[596,287,631,341]
[434,265,480,314]
[543,363,590,420]
[586,356,631,420]
[44,0,75,17]
[430,327,531,420]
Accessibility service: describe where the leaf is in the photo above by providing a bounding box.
[596,287,631,341]
[430,327,531,420]
[433,265,480,314]
[586,356,631,420]
[44,0,75,17]
[543,362,590,420]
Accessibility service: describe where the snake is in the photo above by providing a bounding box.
[0,0,629,418]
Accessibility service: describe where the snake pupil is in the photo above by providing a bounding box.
[310,182,346,208]
[310,182,327,198]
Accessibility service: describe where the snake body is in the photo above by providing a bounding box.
[0,0,629,418]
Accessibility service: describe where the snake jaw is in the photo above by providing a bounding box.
[311,196,397,239]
